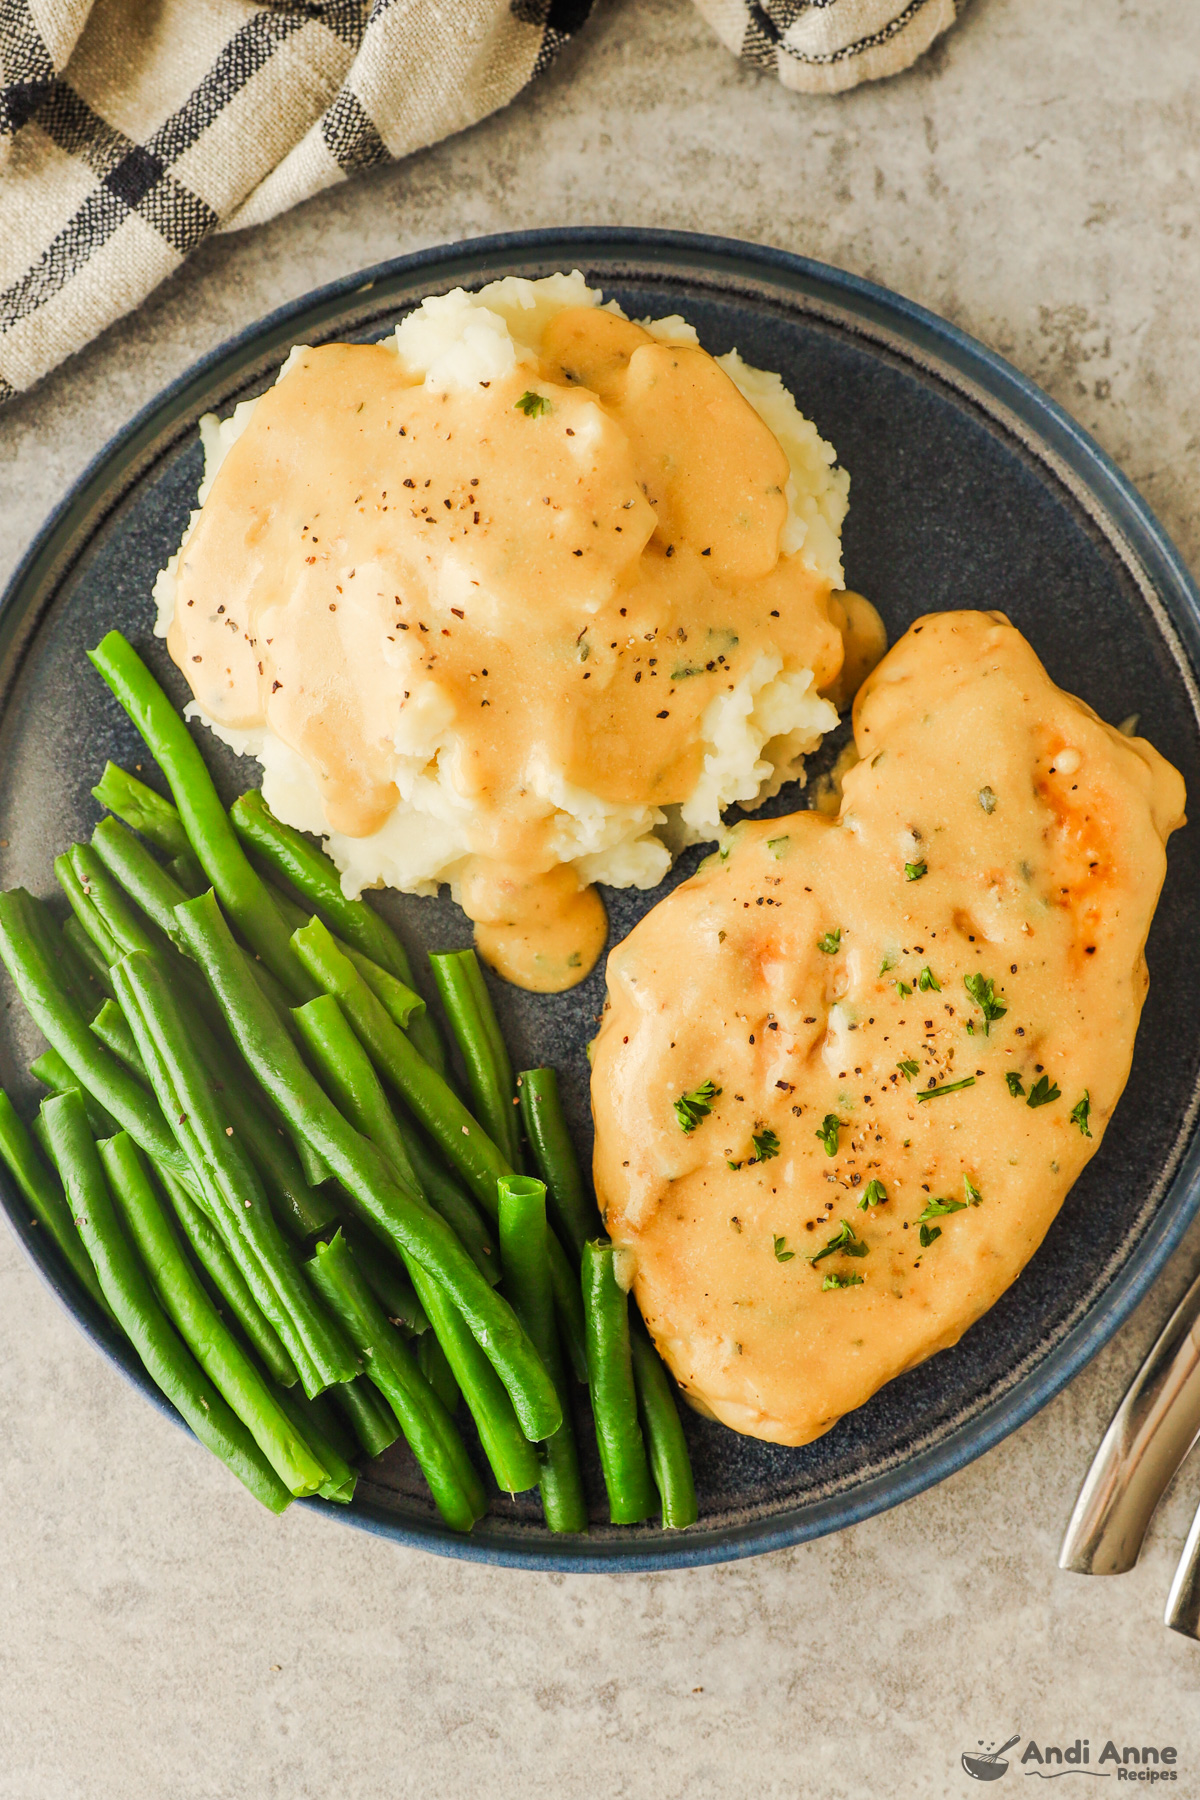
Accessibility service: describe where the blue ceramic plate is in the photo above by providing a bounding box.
[2,230,1198,1572]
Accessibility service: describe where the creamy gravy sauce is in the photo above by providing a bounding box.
[591,612,1186,1445]
[169,312,851,991]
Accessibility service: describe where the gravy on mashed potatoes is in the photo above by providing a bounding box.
[591,612,1186,1445]
[160,273,877,990]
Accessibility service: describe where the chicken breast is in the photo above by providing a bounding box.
[591,611,1186,1445]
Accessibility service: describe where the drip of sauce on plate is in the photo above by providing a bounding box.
[169,309,867,990]
[591,611,1186,1444]
[827,590,888,712]
[460,862,609,994]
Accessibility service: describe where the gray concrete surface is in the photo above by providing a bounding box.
[2,1,1200,1793]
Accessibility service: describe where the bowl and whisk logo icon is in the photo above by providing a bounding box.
[963,1734,1021,1780]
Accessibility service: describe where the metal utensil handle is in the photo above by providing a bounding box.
[1165,1498,1200,1639]
[1059,1267,1200,1576]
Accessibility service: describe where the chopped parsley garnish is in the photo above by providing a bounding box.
[818,929,842,955]
[752,1127,781,1162]
[918,965,941,992]
[897,1059,920,1080]
[879,954,896,976]
[1005,1071,1025,1097]
[822,1271,864,1290]
[815,1113,842,1156]
[767,836,789,859]
[978,786,997,813]
[515,390,552,417]
[917,1195,967,1222]
[1027,1074,1061,1109]
[858,1179,888,1211]
[916,1076,977,1103]
[964,1174,983,1207]
[896,980,913,998]
[963,972,1007,1034]
[673,1080,721,1134]
[811,1218,868,1265]
[773,1234,795,1263]
[919,1223,941,1248]
[728,1124,782,1171]
[905,860,928,882]
[1070,1092,1092,1137]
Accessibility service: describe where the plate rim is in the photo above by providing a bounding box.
[3,225,1199,1573]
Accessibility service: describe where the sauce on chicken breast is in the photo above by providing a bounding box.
[591,611,1186,1445]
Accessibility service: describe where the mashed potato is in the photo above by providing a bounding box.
[156,272,857,989]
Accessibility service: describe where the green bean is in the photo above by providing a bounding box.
[92,995,337,1246]
[23,897,103,1021]
[230,788,447,1073]
[417,1333,461,1416]
[519,1067,598,1263]
[343,946,426,1031]
[293,995,421,1196]
[99,1133,328,1496]
[292,1131,334,1194]
[499,1177,587,1534]
[329,1372,401,1458]
[544,1230,589,1386]
[421,1281,541,1490]
[292,917,509,1214]
[111,951,359,1397]
[580,1241,658,1525]
[91,980,337,1246]
[93,762,191,859]
[128,958,342,1304]
[294,920,582,1371]
[30,1049,120,1137]
[308,1231,486,1531]
[68,844,163,959]
[267,1382,357,1502]
[66,839,228,1043]
[266,886,430,1063]
[62,916,116,1002]
[431,950,521,1168]
[55,851,121,964]
[293,993,540,1493]
[89,998,141,1071]
[258,880,308,935]
[158,1170,299,1388]
[185,1023,337,1241]
[41,1091,292,1512]
[258,882,421,1071]
[260,885,411,1041]
[230,788,416,984]
[629,1321,697,1530]
[87,633,316,1000]
[167,851,208,896]
[29,1109,53,1164]
[91,815,195,952]
[80,838,306,1135]
[0,888,195,1183]
[0,1090,110,1313]
[277,1381,356,1464]
[342,1224,429,1334]
[398,1122,499,1285]
[175,891,561,1440]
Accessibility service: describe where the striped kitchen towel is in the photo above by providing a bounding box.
[0,0,963,405]
[693,0,964,96]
